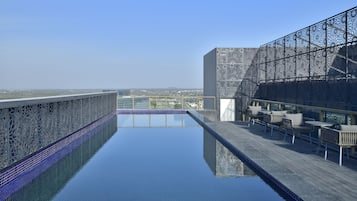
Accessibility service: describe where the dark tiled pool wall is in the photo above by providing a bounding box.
[0,112,117,200]
[0,92,117,171]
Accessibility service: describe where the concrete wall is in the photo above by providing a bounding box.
[203,49,217,110]
[203,48,258,120]
[0,92,117,170]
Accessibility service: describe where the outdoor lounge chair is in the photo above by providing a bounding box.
[263,110,287,135]
[321,125,357,166]
[282,113,312,144]
[246,106,262,125]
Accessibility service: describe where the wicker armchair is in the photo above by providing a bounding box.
[321,125,357,166]
[247,106,261,117]
[263,111,287,123]
[282,113,312,144]
[246,106,262,125]
[262,111,287,135]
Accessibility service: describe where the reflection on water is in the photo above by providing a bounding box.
[204,130,255,177]
[6,117,117,201]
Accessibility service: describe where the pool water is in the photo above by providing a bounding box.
[7,114,284,201]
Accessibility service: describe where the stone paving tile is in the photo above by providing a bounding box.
[203,120,357,201]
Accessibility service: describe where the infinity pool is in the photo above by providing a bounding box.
[7,114,284,200]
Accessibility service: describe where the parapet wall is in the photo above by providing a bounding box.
[0,92,117,170]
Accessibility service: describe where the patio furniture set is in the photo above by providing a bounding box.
[246,105,357,166]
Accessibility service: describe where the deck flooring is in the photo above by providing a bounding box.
[203,120,357,201]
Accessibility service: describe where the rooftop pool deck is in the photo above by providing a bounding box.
[190,111,357,201]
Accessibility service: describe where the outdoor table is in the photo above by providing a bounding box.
[305,121,333,153]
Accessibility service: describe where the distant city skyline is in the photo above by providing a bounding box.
[0,0,356,89]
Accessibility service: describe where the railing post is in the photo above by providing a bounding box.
[181,96,184,110]
[166,97,169,109]
[197,97,199,110]
[319,110,324,121]
[149,97,151,109]
[351,114,356,125]
[132,96,135,110]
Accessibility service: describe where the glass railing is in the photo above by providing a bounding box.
[117,96,216,111]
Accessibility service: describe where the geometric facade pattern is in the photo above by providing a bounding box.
[254,7,357,114]
[258,7,357,83]
[0,92,117,170]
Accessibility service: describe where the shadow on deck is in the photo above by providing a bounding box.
[244,122,357,171]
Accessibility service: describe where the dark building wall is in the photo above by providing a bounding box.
[255,79,357,112]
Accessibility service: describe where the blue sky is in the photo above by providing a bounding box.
[0,0,356,89]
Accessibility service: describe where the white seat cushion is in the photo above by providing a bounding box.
[284,113,303,126]
[340,125,357,131]
[248,106,262,115]
[271,110,287,115]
